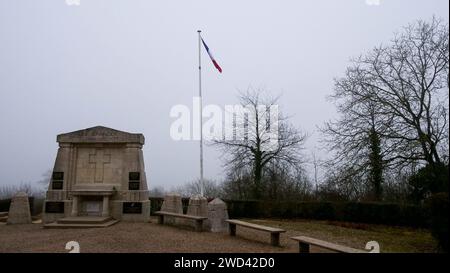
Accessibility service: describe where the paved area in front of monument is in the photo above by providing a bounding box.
[0,217,302,253]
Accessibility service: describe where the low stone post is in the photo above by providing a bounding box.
[7,192,32,225]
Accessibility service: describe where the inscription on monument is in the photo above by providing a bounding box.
[52,172,64,190]
[85,202,101,216]
[45,201,65,213]
[52,172,64,180]
[123,202,142,214]
[128,172,140,190]
[129,172,140,180]
[52,181,63,190]
[129,182,140,190]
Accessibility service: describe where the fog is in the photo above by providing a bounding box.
[0,0,448,190]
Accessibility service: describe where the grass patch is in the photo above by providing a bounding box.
[247,218,437,253]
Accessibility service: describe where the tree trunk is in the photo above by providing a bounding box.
[369,128,383,201]
[253,151,263,199]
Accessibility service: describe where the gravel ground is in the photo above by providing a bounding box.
[0,217,310,253]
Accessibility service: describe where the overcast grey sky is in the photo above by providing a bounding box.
[0,0,448,191]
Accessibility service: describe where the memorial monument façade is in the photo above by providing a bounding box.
[42,126,150,227]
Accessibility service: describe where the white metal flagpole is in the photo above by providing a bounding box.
[197,30,204,197]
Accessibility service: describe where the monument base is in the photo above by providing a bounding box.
[43,216,119,229]
[112,200,151,222]
[42,199,151,225]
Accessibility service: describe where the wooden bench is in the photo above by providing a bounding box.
[226,219,286,246]
[154,211,207,232]
[291,236,367,253]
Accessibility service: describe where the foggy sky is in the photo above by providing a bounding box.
[0,0,448,191]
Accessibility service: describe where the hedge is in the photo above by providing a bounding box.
[149,197,190,215]
[426,193,449,252]
[2,196,426,228]
[0,198,10,212]
[0,197,37,215]
[149,197,428,228]
[223,200,427,228]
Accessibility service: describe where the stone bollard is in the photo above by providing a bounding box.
[186,194,208,230]
[160,193,183,225]
[7,192,32,225]
[207,198,229,232]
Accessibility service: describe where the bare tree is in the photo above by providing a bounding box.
[310,150,323,194]
[322,17,449,200]
[149,186,166,198]
[0,183,35,199]
[212,88,307,199]
[221,169,254,200]
[362,17,449,167]
[176,179,221,198]
[37,169,52,190]
[322,89,387,200]
[265,160,313,201]
[319,165,367,202]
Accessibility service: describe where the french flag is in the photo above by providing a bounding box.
[201,38,222,73]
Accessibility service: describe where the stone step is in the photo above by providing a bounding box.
[57,216,113,224]
[0,216,8,223]
[43,219,119,229]
[0,212,8,217]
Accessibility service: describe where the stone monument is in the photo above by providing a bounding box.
[7,192,32,224]
[186,194,208,230]
[42,126,150,226]
[187,195,208,216]
[207,198,229,232]
[161,193,183,225]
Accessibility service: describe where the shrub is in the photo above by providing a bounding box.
[297,202,336,220]
[0,199,10,212]
[148,197,428,228]
[222,200,427,228]
[33,197,44,216]
[409,163,449,203]
[149,197,195,215]
[0,197,36,215]
[426,193,449,252]
[226,200,261,218]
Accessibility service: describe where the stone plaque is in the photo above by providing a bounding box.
[52,181,63,190]
[52,172,64,180]
[45,201,65,213]
[123,202,142,214]
[85,202,101,214]
[129,172,140,180]
[129,181,140,190]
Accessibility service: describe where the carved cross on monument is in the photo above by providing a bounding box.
[89,149,111,183]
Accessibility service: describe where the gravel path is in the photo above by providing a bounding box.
[0,218,307,253]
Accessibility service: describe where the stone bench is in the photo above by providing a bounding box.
[0,211,8,223]
[226,219,286,246]
[291,236,367,253]
[154,211,207,232]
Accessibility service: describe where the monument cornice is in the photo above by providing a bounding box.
[57,126,145,145]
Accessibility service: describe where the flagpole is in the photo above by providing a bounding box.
[197,30,204,197]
